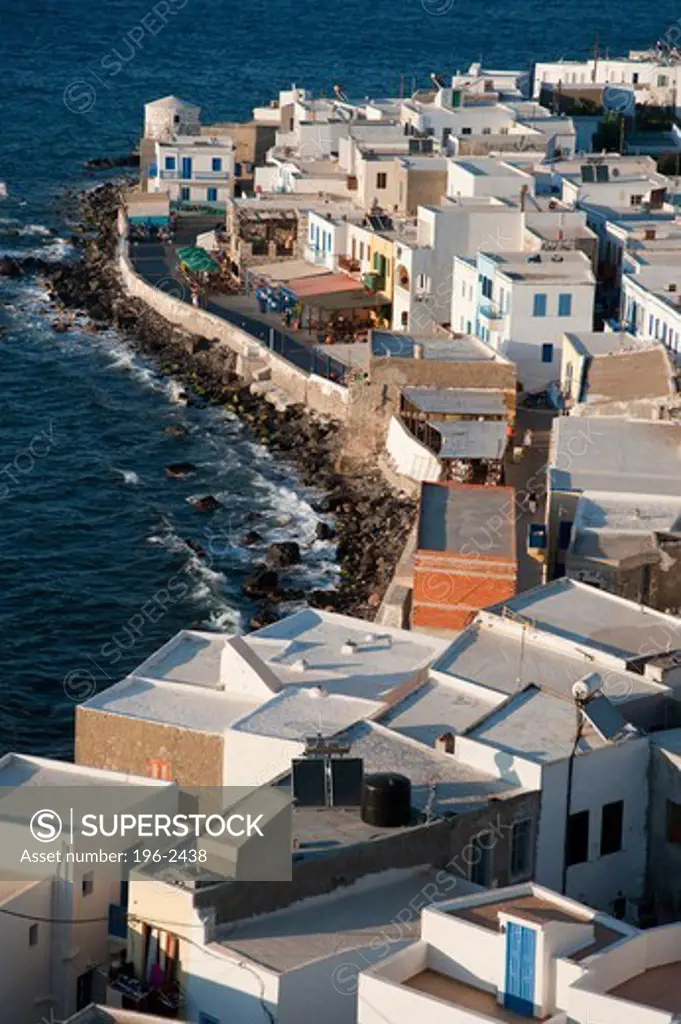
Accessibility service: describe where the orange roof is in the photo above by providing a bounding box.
[286,273,361,298]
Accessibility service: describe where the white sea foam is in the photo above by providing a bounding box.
[0,219,53,238]
[166,379,187,405]
[0,237,73,262]
[114,468,141,486]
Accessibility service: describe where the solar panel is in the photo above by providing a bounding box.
[581,165,596,183]
[368,213,393,232]
[330,758,363,806]
[595,165,610,183]
[582,695,629,741]
[292,759,326,806]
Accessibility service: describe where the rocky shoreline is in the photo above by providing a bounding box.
[38,183,416,623]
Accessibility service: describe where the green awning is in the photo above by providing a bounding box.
[177,247,219,273]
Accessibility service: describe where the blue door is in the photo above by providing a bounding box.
[505,923,536,1017]
[181,156,192,179]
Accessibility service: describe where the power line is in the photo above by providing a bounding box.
[0,906,275,1023]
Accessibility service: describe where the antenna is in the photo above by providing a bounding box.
[501,607,537,691]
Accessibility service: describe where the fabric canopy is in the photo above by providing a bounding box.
[177,247,219,273]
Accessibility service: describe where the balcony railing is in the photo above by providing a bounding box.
[479,302,505,321]
[108,964,181,1018]
[158,169,230,181]
[363,271,386,294]
[339,254,361,273]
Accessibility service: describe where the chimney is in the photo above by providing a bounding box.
[435,732,455,754]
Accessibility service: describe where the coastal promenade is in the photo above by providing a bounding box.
[128,217,353,384]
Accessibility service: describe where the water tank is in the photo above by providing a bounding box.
[360,773,411,827]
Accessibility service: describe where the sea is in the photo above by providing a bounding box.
[0,0,679,758]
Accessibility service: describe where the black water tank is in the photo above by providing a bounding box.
[361,772,411,827]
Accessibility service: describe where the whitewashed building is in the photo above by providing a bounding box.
[358,882,681,1024]
[0,754,173,1023]
[621,260,681,356]
[432,586,677,915]
[452,249,596,391]
[447,156,536,202]
[143,95,201,142]
[533,51,681,113]
[387,200,524,330]
[148,134,235,209]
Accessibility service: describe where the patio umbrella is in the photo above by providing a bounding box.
[176,247,220,273]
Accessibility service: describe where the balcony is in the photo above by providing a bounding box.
[479,302,505,322]
[339,254,361,273]
[107,963,181,1019]
[363,270,386,294]
[158,169,229,181]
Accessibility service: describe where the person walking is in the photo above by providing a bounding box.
[527,491,538,515]
[523,427,533,447]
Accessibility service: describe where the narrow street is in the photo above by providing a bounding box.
[504,407,555,594]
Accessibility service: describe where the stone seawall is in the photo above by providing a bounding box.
[44,184,417,620]
[117,208,349,421]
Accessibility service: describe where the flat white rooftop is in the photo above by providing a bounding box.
[488,578,681,659]
[233,687,381,740]
[0,753,169,789]
[83,611,450,732]
[467,685,620,762]
[573,491,681,536]
[550,417,681,497]
[435,615,664,701]
[379,676,503,744]
[492,249,594,284]
[564,330,642,357]
[84,675,260,735]
[371,331,504,363]
[450,157,531,180]
[249,609,448,689]
[347,721,522,811]
[213,868,479,973]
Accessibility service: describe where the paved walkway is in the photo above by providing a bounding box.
[128,217,368,381]
[504,407,555,593]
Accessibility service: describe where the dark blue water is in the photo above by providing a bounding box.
[1,0,679,756]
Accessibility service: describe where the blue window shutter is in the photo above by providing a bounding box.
[212,157,222,172]
[207,188,217,202]
[542,343,553,363]
[164,156,176,170]
[533,293,547,317]
[558,293,572,316]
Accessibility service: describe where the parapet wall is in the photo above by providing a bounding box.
[197,788,540,929]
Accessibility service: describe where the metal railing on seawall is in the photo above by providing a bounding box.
[117,208,349,390]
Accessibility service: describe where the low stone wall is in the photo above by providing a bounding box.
[117,209,348,420]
